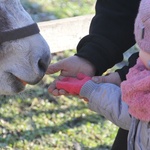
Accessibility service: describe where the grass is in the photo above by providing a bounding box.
[0,50,119,150]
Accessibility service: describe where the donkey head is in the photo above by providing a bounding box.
[0,0,51,95]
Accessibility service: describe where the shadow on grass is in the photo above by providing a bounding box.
[0,114,107,145]
[0,103,94,124]
[80,145,111,150]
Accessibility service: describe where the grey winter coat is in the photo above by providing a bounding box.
[80,80,150,150]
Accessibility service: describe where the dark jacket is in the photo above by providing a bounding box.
[76,0,140,80]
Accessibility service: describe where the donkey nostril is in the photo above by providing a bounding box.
[34,50,50,76]
[38,58,47,73]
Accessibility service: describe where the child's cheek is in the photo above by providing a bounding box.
[139,50,150,70]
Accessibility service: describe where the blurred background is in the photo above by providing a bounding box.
[21,0,95,22]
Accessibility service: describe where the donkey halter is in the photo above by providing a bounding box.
[0,23,40,44]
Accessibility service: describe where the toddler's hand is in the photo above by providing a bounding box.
[92,72,121,86]
[56,73,91,95]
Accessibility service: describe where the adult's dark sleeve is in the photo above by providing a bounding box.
[75,0,140,75]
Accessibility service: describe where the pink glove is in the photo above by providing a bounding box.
[56,73,91,95]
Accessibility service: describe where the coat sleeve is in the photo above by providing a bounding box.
[80,80,131,130]
[75,0,140,75]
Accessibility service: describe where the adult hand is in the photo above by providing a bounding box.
[92,72,121,86]
[46,56,96,96]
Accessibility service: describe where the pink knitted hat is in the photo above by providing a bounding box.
[134,0,150,53]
